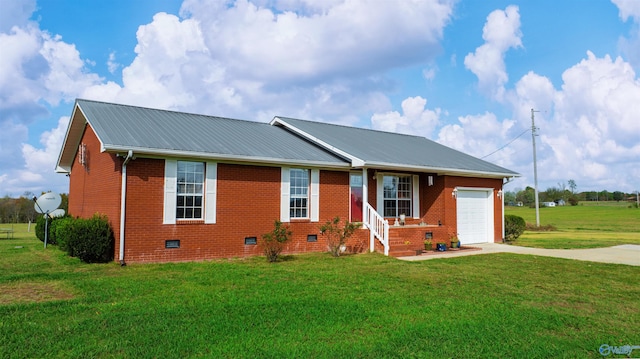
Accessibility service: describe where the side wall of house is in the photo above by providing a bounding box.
[444,176,504,242]
[68,125,122,257]
[364,172,503,250]
[122,160,356,263]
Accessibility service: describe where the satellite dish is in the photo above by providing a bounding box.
[49,209,66,218]
[34,192,62,214]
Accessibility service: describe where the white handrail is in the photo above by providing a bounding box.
[364,203,389,255]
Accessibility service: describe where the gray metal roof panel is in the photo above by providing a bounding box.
[274,117,519,176]
[75,99,349,165]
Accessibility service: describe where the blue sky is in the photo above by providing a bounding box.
[1,0,639,198]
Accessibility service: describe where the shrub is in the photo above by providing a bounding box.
[61,214,114,263]
[35,214,69,245]
[52,217,74,253]
[320,216,360,257]
[261,220,292,262]
[48,215,71,246]
[35,215,46,243]
[568,196,579,206]
[504,215,526,242]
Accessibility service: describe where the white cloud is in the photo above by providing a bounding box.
[437,112,518,167]
[371,96,441,138]
[611,0,640,21]
[0,0,36,33]
[107,52,120,74]
[464,5,522,101]
[1,0,456,196]
[0,116,69,196]
[505,52,640,191]
[612,0,640,69]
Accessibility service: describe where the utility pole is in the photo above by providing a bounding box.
[531,109,540,227]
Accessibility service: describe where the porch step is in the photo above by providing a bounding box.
[388,243,422,257]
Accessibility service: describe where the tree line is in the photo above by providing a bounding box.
[505,180,637,207]
[0,192,69,224]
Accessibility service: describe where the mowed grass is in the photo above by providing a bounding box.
[1,229,639,358]
[506,202,640,249]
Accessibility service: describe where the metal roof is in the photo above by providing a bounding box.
[56,99,349,172]
[271,117,519,178]
[56,99,519,179]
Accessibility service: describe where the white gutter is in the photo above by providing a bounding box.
[119,150,133,265]
[102,145,351,170]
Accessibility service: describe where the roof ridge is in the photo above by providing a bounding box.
[275,116,437,141]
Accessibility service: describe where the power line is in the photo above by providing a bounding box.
[481,128,531,159]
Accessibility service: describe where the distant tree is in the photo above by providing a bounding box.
[516,187,535,206]
[504,190,516,204]
[612,191,624,201]
[60,193,69,213]
[568,179,577,194]
[585,191,597,201]
[544,186,563,202]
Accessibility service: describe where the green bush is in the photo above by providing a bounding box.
[35,214,69,245]
[48,215,72,246]
[35,215,46,243]
[505,215,526,242]
[52,217,74,253]
[56,214,114,263]
[261,220,292,262]
[319,216,359,257]
[34,213,114,262]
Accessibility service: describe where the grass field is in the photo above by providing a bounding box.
[1,224,639,358]
[505,201,640,249]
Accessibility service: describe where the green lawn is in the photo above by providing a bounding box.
[1,228,639,358]
[506,202,640,249]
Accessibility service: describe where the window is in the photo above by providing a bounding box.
[383,175,412,217]
[280,167,318,223]
[164,160,216,225]
[176,161,204,219]
[290,168,309,218]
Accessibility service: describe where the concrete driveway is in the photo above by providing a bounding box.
[399,243,640,266]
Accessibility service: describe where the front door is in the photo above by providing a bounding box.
[350,173,363,222]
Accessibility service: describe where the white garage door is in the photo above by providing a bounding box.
[456,189,494,245]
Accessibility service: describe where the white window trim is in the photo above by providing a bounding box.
[280,167,319,222]
[204,162,217,224]
[376,172,420,219]
[163,160,177,224]
[163,159,216,224]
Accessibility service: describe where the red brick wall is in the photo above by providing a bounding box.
[119,161,358,263]
[363,172,504,254]
[67,125,122,252]
[444,176,504,242]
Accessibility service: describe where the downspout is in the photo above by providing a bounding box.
[119,150,133,266]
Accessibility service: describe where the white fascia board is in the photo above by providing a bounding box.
[55,165,70,173]
[102,145,352,170]
[55,103,86,172]
[365,161,520,178]
[270,117,366,167]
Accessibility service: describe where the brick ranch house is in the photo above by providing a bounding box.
[56,99,519,264]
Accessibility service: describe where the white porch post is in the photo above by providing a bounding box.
[362,168,373,252]
[362,168,368,223]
